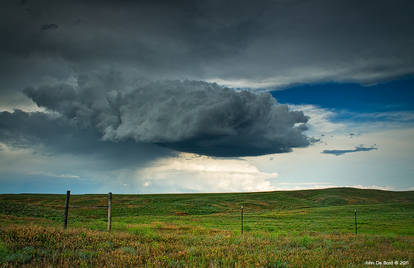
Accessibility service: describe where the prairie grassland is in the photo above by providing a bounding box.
[0,188,413,267]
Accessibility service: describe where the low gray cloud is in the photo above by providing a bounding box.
[23,79,310,156]
[322,145,377,156]
[0,109,174,169]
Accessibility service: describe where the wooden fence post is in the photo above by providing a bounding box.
[241,205,244,234]
[107,192,112,232]
[63,190,70,229]
[354,209,357,235]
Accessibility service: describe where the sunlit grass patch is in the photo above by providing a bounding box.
[0,224,413,267]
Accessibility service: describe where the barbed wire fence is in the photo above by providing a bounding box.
[58,189,359,235]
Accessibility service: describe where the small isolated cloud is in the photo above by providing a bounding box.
[322,145,377,156]
[24,79,310,157]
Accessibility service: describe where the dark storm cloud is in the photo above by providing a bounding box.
[0,109,174,169]
[24,79,310,157]
[0,0,412,157]
[41,23,58,31]
[0,0,413,102]
[322,145,378,156]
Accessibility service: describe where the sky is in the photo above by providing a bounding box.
[0,0,413,193]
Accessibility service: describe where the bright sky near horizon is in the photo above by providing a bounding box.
[0,0,413,193]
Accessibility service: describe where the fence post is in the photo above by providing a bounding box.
[241,205,244,234]
[63,190,70,229]
[354,209,357,235]
[107,192,112,232]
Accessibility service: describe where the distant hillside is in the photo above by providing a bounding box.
[1,187,413,217]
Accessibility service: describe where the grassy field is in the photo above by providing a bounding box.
[0,187,413,267]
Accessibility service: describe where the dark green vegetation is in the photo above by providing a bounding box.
[0,188,413,267]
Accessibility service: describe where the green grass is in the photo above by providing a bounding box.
[0,187,413,267]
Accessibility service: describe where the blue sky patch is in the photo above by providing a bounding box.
[271,77,414,114]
